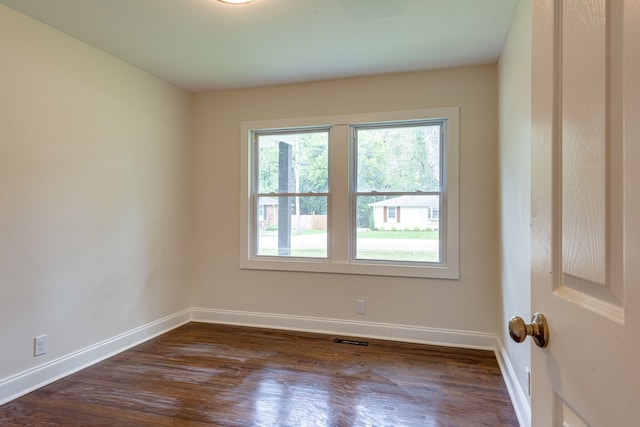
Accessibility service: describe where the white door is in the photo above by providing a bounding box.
[528,0,640,425]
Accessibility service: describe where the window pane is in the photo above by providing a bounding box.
[356,195,440,262]
[256,196,328,258]
[356,125,441,192]
[257,131,328,194]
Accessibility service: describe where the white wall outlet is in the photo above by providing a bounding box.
[34,335,47,357]
[356,299,365,314]
[525,366,531,395]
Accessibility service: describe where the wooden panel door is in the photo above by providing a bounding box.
[530,0,640,425]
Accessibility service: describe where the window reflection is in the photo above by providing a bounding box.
[253,375,332,426]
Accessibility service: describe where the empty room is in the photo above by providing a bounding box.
[1,0,638,426]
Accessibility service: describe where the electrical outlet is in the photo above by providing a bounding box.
[356,299,365,314]
[525,367,531,395]
[34,335,47,357]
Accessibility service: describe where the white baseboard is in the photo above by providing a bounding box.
[0,309,191,406]
[190,307,497,350]
[495,339,531,427]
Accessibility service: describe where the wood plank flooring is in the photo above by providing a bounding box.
[1,322,518,426]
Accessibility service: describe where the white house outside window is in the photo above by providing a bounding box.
[240,108,459,279]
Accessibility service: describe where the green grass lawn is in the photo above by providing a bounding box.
[261,229,438,239]
[260,229,326,236]
[356,230,438,240]
[259,230,439,262]
[356,250,439,262]
[257,229,439,261]
[256,248,437,261]
[257,248,328,257]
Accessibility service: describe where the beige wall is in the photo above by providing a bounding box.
[0,5,191,380]
[498,0,532,411]
[191,66,500,334]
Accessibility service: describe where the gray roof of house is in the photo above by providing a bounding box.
[258,197,279,206]
[368,195,439,207]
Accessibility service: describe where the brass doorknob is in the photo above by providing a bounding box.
[508,313,549,348]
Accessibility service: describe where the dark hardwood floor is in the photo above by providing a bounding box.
[1,322,518,426]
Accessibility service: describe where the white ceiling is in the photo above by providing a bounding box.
[0,0,520,93]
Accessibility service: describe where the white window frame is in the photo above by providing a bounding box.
[240,107,459,279]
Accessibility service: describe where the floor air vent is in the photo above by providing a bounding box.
[333,338,369,346]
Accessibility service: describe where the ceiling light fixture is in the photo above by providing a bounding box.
[217,0,255,4]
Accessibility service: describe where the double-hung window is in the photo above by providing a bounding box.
[240,108,459,279]
[253,129,330,258]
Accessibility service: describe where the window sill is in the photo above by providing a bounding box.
[240,257,459,280]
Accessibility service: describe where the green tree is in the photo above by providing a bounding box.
[257,124,440,228]
[354,125,440,227]
[295,132,328,215]
[257,131,329,215]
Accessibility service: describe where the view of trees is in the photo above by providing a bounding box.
[356,125,440,193]
[355,124,441,227]
[256,123,441,228]
[257,130,329,217]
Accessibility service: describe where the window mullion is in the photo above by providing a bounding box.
[353,191,442,197]
[329,124,349,262]
[256,192,329,197]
